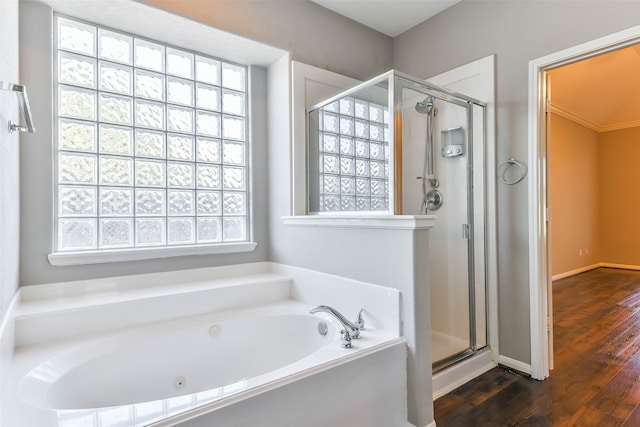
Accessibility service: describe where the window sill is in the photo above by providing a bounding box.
[281,215,436,230]
[48,242,258,266]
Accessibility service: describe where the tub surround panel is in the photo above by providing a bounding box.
[173,343,407,427]
[271,263,401,335]
[15,273,292,347]
[20,262,273,302]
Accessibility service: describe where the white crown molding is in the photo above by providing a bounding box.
[550,103,640,132]
[549,103,600,131]
[598,120,640,132]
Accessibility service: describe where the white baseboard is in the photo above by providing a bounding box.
[600,262,640,271]
[551,263,600,281]
[552,262,640,281]
[497,355,532,375]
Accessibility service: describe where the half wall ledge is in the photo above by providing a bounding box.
[282,215,436,230]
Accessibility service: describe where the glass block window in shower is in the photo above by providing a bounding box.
[54,15,248,252]
[309,96,389,212]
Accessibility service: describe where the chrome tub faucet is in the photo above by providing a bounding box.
[309,305,364,348]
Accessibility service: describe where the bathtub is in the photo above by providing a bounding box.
[1,263,407,426]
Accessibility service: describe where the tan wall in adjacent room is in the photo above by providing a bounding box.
[599,126,640,266]
[552,115,640,276]
[550,113,601,277]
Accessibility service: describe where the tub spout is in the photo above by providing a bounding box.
[309,305,364,346]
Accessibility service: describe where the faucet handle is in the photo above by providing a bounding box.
[341,329,352,348]
[355,309,365,330]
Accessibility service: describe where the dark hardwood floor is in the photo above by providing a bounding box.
[434,267,640,426]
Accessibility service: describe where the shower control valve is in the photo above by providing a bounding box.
[425,189,443,211]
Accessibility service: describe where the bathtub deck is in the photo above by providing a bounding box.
[14,270,293,347]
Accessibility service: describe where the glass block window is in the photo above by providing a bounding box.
[317,97,389,212]
[54,16,248,252]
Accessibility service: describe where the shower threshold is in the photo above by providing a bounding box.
[432,331,485,373]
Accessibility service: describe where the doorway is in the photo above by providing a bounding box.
[529,25,640,380]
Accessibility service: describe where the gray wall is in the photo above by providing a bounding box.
[393,0,640,363]
[0,0,20,319]
[139,0,393,81]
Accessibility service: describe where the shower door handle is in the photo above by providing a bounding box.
[462,224,471,240]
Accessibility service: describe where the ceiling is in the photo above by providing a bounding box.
[549,44,640,132]
[310,0,460,37]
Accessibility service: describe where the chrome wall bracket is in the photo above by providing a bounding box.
[0,81,35,134]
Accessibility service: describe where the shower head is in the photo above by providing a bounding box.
[415,97,437,115]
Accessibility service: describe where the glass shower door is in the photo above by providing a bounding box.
[425,99,473,369]
[398,81,486,371]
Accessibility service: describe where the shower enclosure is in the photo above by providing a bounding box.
[307,70,487,372]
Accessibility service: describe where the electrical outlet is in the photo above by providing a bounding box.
[579,249,583,256]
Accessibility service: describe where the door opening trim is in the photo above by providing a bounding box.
[528,24,640,380]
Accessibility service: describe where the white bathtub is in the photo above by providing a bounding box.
[2,263,407,426]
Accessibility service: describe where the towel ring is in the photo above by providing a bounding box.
[498,157,527,185]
